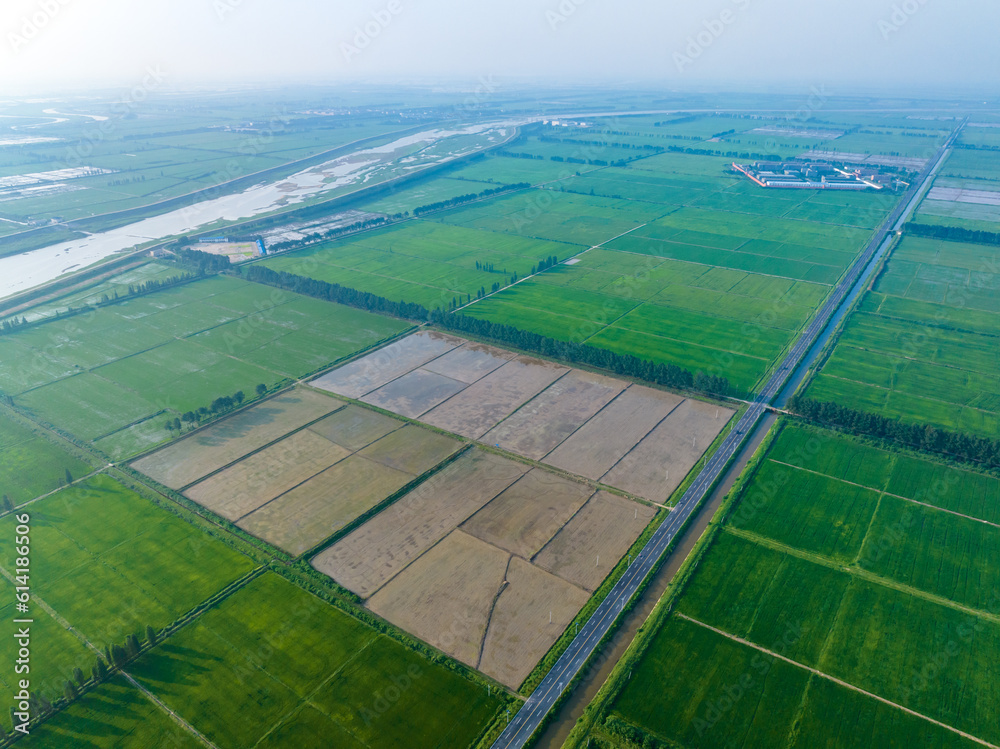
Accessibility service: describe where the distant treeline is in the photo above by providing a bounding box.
[538,135,666,153]
[668,144,782,161]
[430,310,731,397]
[906,222,1000,246]
[789,396,1000,469]
[173,247,232,271]
[267,215,398,253]
[242,265,429,321]
[412,183,529,216]
[0,274,195,338]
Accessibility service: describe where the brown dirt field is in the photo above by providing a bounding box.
[310,331,463,399]
[361,369,467,418]
[543,385,683,481]
[357,425,461,475]
[310,450,528,598]
[533,491,657,592]
[131,389,342,489]
[421,341,514,384]
[422,356,569,439]
[479,557,590,689]
[481,370,626,460]
[237,455,412,555]
[184,430,351,521]
[305,404,401,451]
[601,398,734,502]
[367,530,510,667]
[461,469,594,558]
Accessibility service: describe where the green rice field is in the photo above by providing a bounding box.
[805,234,1000,437]
[127,572,505,749]
[583,421,1000,748]
[0,275,409,458]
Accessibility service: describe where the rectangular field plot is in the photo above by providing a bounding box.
[313,450,653,688]
[311,330,464,399]
[17,677,204,749]
[599,419,1000,748]
[147,389,463,555]
[544,385,682,479]
[806,234,1000,437]
[258,219,584,310]
[481,370,625,460]
[533,491,657,592]
[132,388,342,489]
[3,275,408,457]
[420,355,569,438]
[125,572,503,749]
[461,248,830,395]
[0,409,97,506]
[315,331,733,502]
[0,474,254,651]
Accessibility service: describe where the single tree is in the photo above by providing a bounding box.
[2,495,12,512]
[125,634,141,659]
[255,383,267,396]
[110,644,127,668]
[63,680,78,701]
[73,667,85,687]
[234,390,244,405]
[92,657,107,682]
[145,625,158,647]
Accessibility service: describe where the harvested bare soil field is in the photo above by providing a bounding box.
[311,331,463,398]
[461,469,593,558]
[602,398,733,502]
[543,386,684,481]
[184,429,351,520]
[311,332,736,503]
[368,530,510,667]
[311,450,528,598]
[481,370,626,460]
[479,557,590,688]
[131,388,342,489]
[305,404,401,451]
[362,369,467,418]
[357,424,461,474]
[237,454,412,555]
[312,448,656,689]
[422,356,569,438]
[421,341,514,383]
[534,491,657,592]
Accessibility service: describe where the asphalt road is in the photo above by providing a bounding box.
[489,123,964,749]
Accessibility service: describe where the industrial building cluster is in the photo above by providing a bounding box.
[732,161,902,190]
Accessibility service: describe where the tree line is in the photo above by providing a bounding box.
[174,247,232,272]
[0,274,195,338]
[3,626,160,741]
[788,396,1000,469]
[905,221,1000,246]
[430,310,731,396]
[243,266,430,321]
[412,183,529,216]
[164,386,269,434]
[267,215,399,253]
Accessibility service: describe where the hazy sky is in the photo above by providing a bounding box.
[2,0,996,93]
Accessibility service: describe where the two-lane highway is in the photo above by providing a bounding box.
[490,121,964,749]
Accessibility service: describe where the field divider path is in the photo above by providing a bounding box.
[675,612,998,749]
[769,458,1000,531]
[727,526,1000,626]
[0,562,248,748]
[454,223,650,315]
[488,121,966,749]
